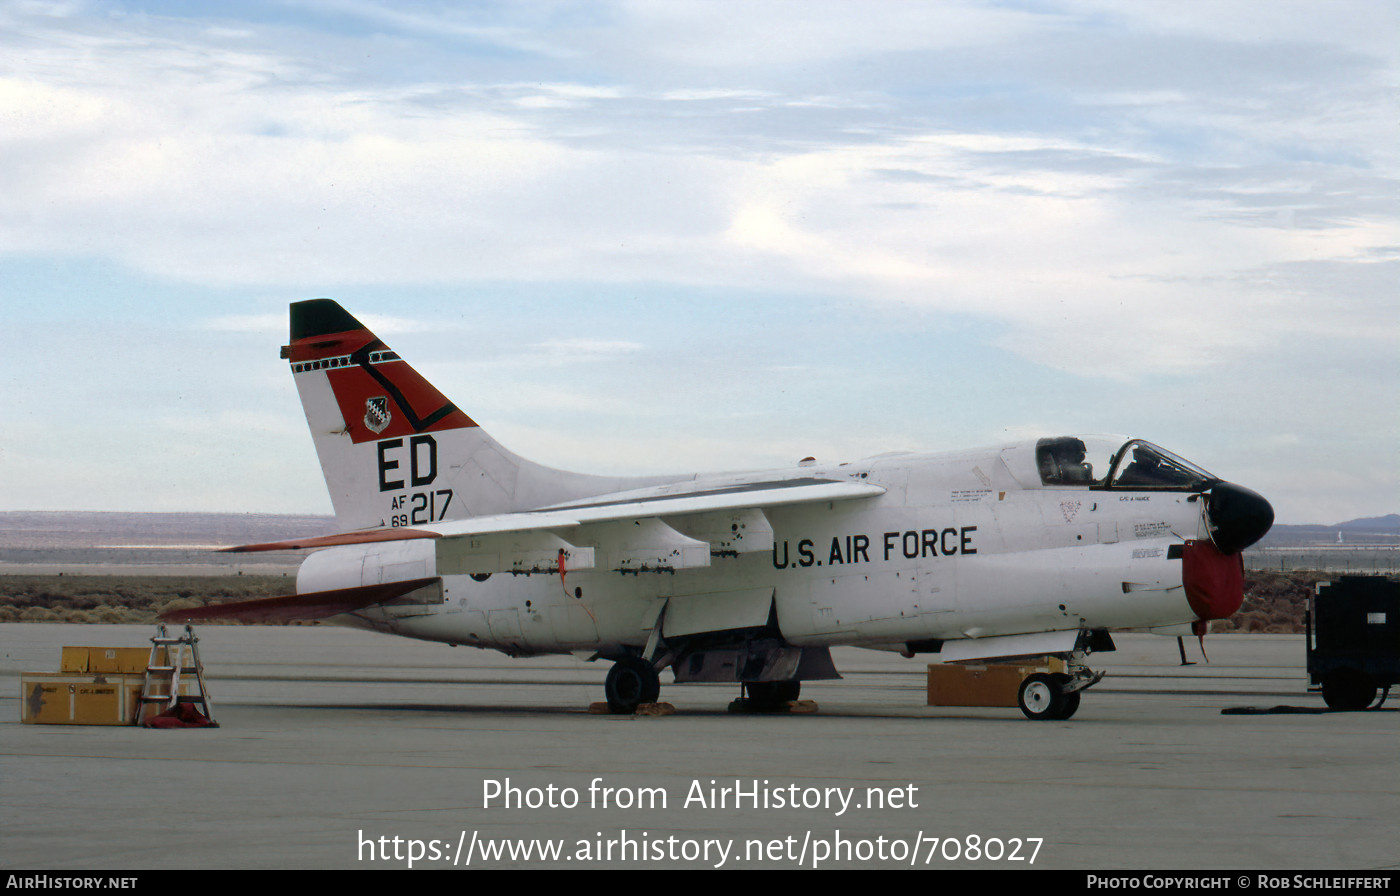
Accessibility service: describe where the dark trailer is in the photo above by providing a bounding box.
[1307,576,1400,710]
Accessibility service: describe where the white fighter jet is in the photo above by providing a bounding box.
[168,299,1274,720]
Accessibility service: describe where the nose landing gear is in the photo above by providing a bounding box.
[1017,657,1104,720]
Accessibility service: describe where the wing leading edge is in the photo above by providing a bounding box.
[222,477,886,577]
[187,478,884,622]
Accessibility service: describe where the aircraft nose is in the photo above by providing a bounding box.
[1205,481,1274,555]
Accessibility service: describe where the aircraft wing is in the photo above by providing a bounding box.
[224,477,885,575]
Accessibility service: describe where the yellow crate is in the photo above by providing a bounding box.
[59,647,157,675]
[21,673,146,725]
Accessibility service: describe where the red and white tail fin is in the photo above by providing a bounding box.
[284,299,664,531]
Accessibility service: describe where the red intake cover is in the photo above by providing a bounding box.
[1181,539,1245,621]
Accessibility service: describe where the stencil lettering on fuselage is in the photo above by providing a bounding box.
[771,527,977,570]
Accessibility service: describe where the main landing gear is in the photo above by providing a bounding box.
[1016,657,1104,721]
[738,680,801,712]
[603,655,661,714]
[602,656,807,714]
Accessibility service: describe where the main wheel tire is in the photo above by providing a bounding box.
[745,680,800,710]
[1019,673,1070,721]
[1321,669,1376,711]
[604,656,661,714]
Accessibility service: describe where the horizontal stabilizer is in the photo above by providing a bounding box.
[159,577,440,624]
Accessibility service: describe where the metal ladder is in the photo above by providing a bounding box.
[137,624,216,726]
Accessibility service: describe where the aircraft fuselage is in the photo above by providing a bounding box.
[304,444,1208,659]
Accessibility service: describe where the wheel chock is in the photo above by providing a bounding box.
[587,701,676,716]
[728,698,819,714]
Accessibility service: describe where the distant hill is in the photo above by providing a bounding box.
[1,509,1394,557]
[0,511,336,549]
[0,512,338,575]
[3,510,1395,546]
[1258,513,1399,548]
[1335,513,1400,533]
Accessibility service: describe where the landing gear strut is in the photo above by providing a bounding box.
[604,656,661,714]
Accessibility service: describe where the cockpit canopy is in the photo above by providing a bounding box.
[1036,436,1219,491]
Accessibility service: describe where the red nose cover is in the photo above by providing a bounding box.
[1182,539,1245,621]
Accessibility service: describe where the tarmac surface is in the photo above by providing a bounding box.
[1,623,1396,871]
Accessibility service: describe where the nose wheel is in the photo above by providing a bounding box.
[1018,673,1078,720]
[1017,665,1103,720]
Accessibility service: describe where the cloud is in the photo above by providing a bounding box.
[528,338,643,357]
[202,310,440,336]
[4,10,1392,384]
[1,2,1396,521]
[202,313,285,334]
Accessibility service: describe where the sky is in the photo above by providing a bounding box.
[1,0,1396,525]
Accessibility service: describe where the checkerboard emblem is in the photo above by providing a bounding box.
[364,396,391,434]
